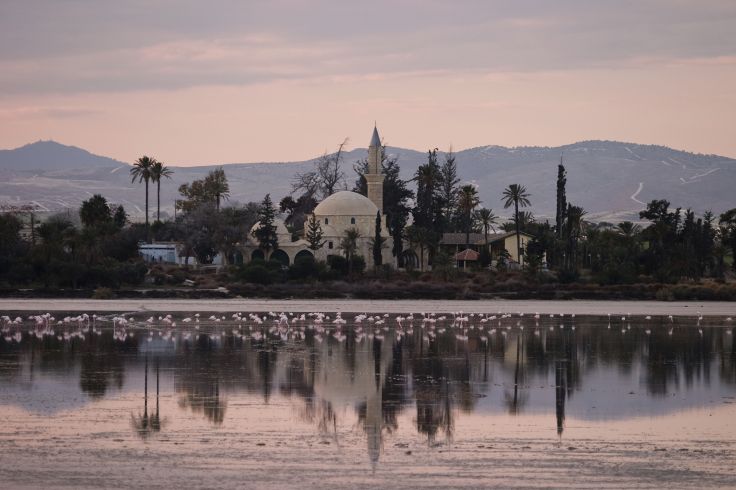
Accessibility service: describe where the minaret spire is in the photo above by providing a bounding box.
[365,124,384,212]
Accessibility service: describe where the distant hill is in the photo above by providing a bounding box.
[0,140,121,171]
[0,140,734,222]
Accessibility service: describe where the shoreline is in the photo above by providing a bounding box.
[1,298,735,316]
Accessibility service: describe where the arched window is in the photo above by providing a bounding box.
[324,218,329,225]
[350,217,355,224]
[328,241,333,249]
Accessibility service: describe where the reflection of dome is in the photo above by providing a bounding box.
[313,191,378,216]
[250,218,289,238]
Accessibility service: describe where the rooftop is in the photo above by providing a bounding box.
[313,190,378,217]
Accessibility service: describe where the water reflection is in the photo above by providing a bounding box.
[1,312,736,467]
[132,354,165,438]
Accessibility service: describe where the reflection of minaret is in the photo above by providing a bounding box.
[366,125,385,213]
[365,380,382,472]
[366,336,384,471]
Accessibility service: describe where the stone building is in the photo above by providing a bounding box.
[243,126,394,267]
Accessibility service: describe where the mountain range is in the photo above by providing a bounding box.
[1,140,734,223]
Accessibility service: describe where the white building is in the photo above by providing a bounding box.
[246,218,311,265]
[243,125,395,267]
[139,242,223,266]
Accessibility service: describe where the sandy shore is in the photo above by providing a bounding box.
[1,298,734,316]
[2,393,735,489]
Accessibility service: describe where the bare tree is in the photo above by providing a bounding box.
[318,137,348,197]
[291,169,320,200]
[292,138,348,200]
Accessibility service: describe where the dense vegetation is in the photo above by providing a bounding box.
[0,196,146,289]
[1,147,735,299]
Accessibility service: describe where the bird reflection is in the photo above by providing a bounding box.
[3,311,735,467]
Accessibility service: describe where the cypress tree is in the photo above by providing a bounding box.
[305,214,324,251]
[439,150,460,231]
[555,158,567,239]
[373,211,383,267]
[254,194,279,259]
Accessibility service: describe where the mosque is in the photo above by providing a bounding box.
[243,126,396,267]
[239,124,530,270]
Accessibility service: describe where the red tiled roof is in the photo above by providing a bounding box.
[440,231,532,246]
[455,248,480,261]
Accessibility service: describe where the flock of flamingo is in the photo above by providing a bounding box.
[1,310,733,346]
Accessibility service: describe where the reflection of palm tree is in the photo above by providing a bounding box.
[131,354,150,437]
[132,355,165,438]
[150,358,162,432]
[504,333,528,414]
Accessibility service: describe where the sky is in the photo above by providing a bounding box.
[0,0,735,165]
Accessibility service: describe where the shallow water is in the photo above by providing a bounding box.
[2,312,736,488]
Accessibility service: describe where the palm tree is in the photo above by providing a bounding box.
[150,160,173,222]
[208,167,230,211]
[616,221,641,238]
[457,185,480,250]
[502,184,531,266]
[130,156,155,239]
[340,228,361,275]
[475,208,498,246]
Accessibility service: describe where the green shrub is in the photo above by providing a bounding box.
[236,259,284,284]
[289,255,320,280]
[241,264,274,285]
[351,255,366,275]
[92,287,114,299]
[325,255,365,276]
[170,268,188,284]
[327,255,347,275]
[655,287,675,301]
[557,269,579,284]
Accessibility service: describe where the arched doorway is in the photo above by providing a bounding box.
[294,249,315,262]
[270,249,290,266]
[251,249,265,261]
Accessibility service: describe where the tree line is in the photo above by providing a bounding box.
[2,145,735,291]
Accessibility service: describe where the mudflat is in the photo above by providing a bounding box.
[1,298,735,316]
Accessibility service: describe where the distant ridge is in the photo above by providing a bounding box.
[0,139,734,222]
[0,140,123,171]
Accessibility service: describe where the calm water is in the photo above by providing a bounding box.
[2,311,736,487]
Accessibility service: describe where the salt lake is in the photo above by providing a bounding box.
[1,305,736,488]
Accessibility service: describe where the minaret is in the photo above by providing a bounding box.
[366,125,385,213]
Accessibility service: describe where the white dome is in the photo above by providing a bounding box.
[313,191,378,217]
[250,218,289,237]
